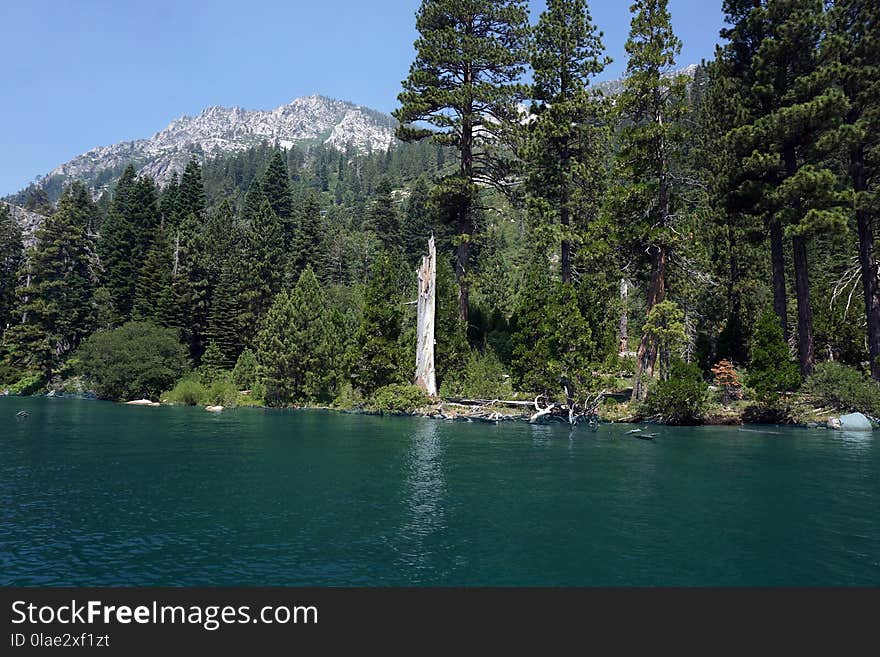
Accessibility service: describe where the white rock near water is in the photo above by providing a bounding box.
[827,412,873,432]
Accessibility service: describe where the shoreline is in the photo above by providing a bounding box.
[3,391,854,431]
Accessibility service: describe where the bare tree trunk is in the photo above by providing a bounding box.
[792,234,814,377]
[618,278,628,355]
[853,150,880,380]
[415,236,437,397]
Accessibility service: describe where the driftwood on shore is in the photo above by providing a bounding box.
[443,388,607,426]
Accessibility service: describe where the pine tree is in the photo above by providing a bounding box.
[174,158,207,226]
[744,0,848,377]
[199,341,228,383]
[261,151,295,244]
[367,177,399,251]
[132,220,173,324]
[289,190,324,283]
[526,0,611,283]
[699,5,770,365]
[99,165,136,320]
[0,205,25,338]
[400,176,433,264]
[239,180,266,227]
[825,0,880,379]
[615,0,688,399]
[100,167,160,321]
[205,248,252,365]
[159,171,179,226]
[509,253,593,394]
[255,266,336,404]
[435,257,469,388]
[249,197,285,307]
[3,184,97,378]
[351,252,405,395]
[232,347,259,389]
[747,310,800,404]
[394,0,531,322]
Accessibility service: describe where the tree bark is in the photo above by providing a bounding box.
[769,218,788,342]
[632,98,670,401]
[853,149,880,380]
[633,244,667,400]
[415,236,437,397]
[792,234,814,377]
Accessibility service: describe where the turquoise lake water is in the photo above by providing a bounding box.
[1,397,878,586]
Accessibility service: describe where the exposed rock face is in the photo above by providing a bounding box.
[32,95,397,194]
[1,201,45,247]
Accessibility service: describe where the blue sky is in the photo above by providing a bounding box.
[0,0,725,196]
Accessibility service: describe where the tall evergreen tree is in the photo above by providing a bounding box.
[825,0,880,379]
[510,253,593,393]
[100,167,160,321]
[526,0,610,283]
[255,266,336,404]
[616,0,689,399]
[205,248,250,366]
[174,158,207,226]
[132,220,173,324]
[244,199,285,324]
[740,0,848,376]
[166,158,210,361]
[351,252,405,395]
[394,0,531,322]
[159,171,179,225]
[367,177,399,251]
[0,205,25,336]
[435,257,469,387]
[261,151,295,244]
[3,184,97,378]
[400,176,433,264]
[289,190,324,283]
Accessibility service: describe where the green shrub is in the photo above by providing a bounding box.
[805,362,880,415]
[747,311,800,404]
[162,378,207,406]
[440,348,511,399]
[205,377,241,407]
[76,321,189,401]
[333,382,365,409]
[197,341,229,384]
[7,373,45,396]
[232,348,258,389]
[368,383,429,413]
[639,360,708,425]
[0,362,26,387]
